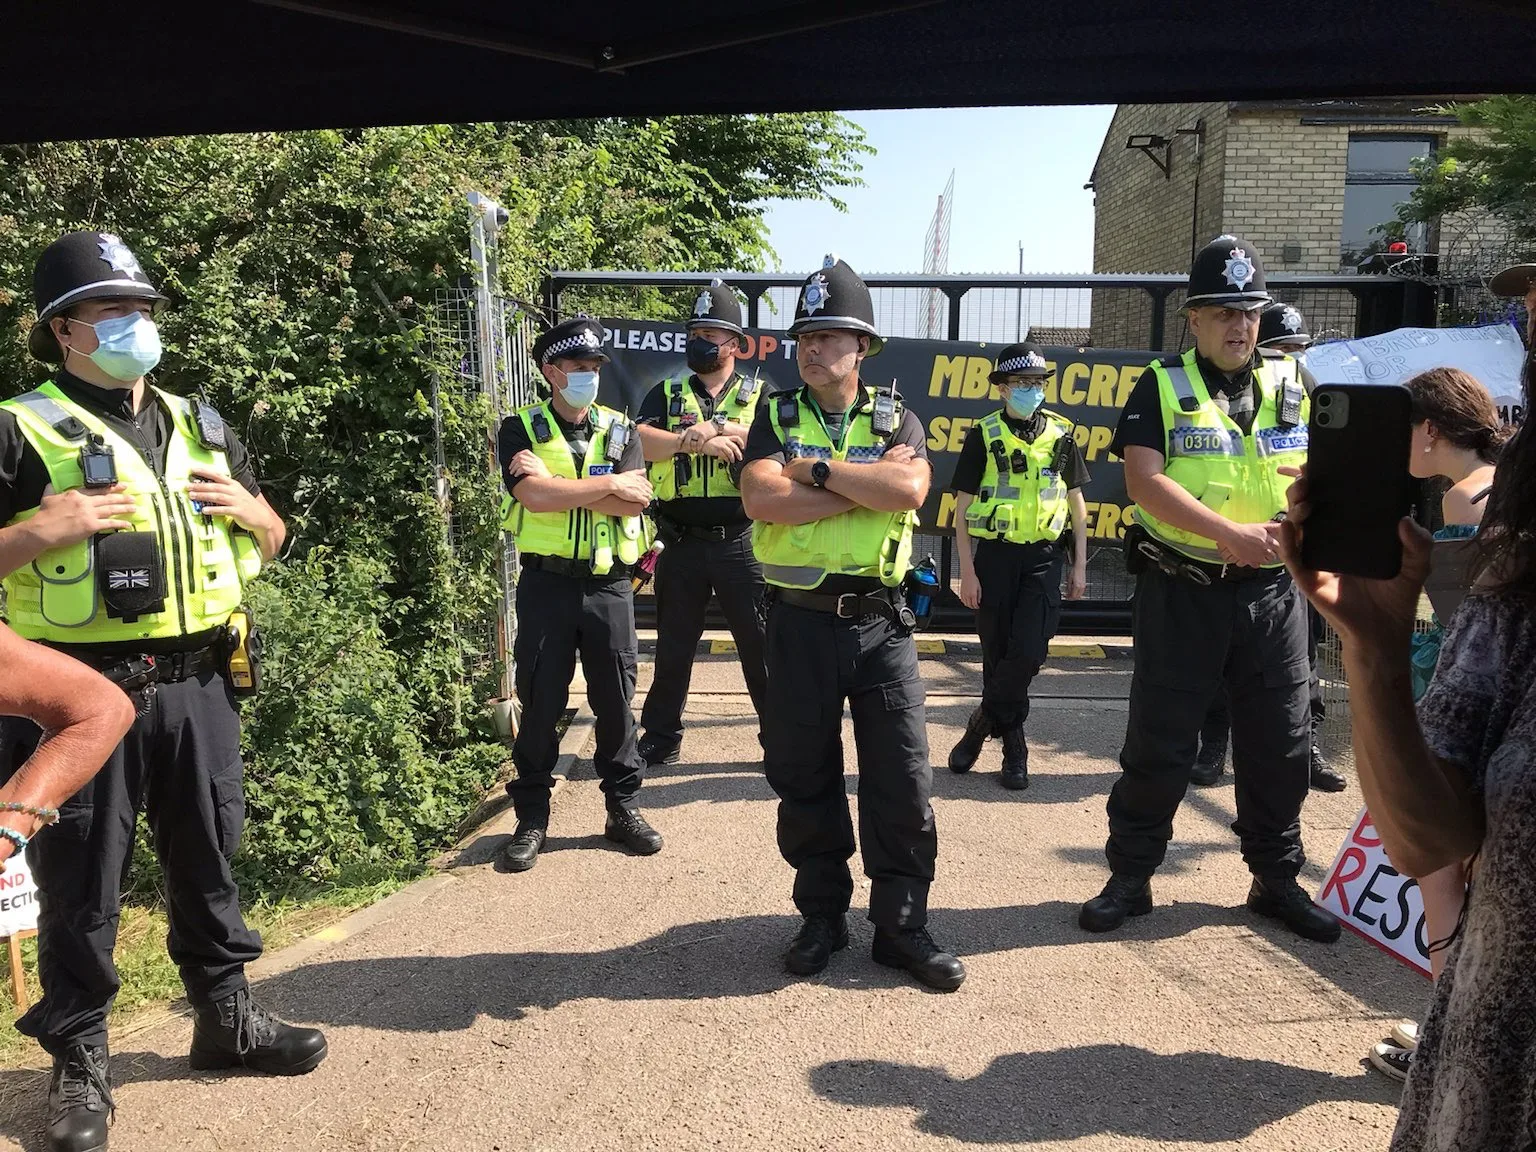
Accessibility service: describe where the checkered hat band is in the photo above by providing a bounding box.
[997,354,1048,374]
[541,332,602,362]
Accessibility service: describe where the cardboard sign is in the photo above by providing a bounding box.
[1315,807,1431,977]
[0,856,39,937]
[1305,323,1527,427]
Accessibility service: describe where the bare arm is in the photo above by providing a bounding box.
[0,486,138,580]
[740,458,857,525]
[513,474,624,514]
[1067,488,1089,571]
[953,492,977,582]
[251,494,286,561]
[638,423,686,462]
[1124,445,1278,568]
[816,456,930,514]
[0,625,136,865]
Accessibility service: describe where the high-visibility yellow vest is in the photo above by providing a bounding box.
[499,401,649,575]
[648,373,767,501]
[963,408,1075,543]
[752,387,916,589]
[1130,350,1309,566]
[1,381,263,643]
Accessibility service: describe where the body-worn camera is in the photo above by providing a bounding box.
[79,434,117,489]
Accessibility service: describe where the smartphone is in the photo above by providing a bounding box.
[1300,383,1415,579]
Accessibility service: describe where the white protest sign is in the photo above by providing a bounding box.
[1314,807,1431,977]
[1306,324,1527,425]
[0,855,40,937]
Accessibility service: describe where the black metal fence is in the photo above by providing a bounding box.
[543,269,1441,634]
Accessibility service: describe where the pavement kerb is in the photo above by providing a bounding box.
[91,704,600,1054]
[638,636,1134,660]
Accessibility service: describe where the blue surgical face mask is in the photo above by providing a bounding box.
[67,311,162,382]
[558,369,600,410]
[1005,384,1045,419]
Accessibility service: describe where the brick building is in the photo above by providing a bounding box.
[1087,99,1488,351]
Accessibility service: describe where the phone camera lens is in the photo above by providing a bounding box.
[1317,393,1333,408]
[1317,411,1333,427]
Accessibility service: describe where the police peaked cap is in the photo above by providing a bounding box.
[1184,235,1271,311]
[788,254,884,355]
[29,230,168,363]
[988,340,1052,385]
[685,278,746,339]
[533,315,609,366]
[1257,301,1313,348]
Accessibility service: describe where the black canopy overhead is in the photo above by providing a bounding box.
[4,0,1533,144]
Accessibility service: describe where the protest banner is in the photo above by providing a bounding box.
[0,856,39,938]
[595,319,1152,537]
[1315,807,1432,977]
[1305,323,1527,426]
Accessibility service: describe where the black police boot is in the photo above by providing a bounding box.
[785,913,850,976]
[1190,735,1228,787]
[46,1043,113,1152]
[999,726,1029,790]
[501,822,547,872]
[604,807,664,855]
[637,733,681,767]
[1309,743,1347,792]
[189,989,328,1075]
[871,926,966,992]
[1247,875,1342,943]
[948,707,993,773]
[1078,874,1154,933]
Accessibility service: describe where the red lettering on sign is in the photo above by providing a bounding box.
[758,336,778,360]
[1352,813,1382,848]
[1320,846,1367,914]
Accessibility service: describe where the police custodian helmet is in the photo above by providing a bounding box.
[532,314,610,367]
[687,278,746,341]
[988,340,1052,385]
[1258,301,1313,349]
[788,254,884,355]
[29,230,168,363]
[1184,235,1271,311]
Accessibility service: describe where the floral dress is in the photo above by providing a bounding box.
[1392,590,1536,1150]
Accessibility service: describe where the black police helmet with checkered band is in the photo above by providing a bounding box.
[788,254,884,355]
[29,230,168,363]
[988,340,1052,385]
[1183,235,1271,311]
[533,315,610,369]
[1257,301,1312,348]
[685,278,746,340]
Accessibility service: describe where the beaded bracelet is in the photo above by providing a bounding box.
[0,802,59,825]
[0,827,29,854]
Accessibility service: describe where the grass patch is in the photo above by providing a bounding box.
[0,872,409,1069]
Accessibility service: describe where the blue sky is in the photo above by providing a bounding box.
[761,106,1115,276]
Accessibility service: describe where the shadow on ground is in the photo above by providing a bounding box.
[808,1044,1399,1144]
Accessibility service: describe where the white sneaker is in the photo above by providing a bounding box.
[1370,1041,1414,1082]
[1392,1020,1419,1050]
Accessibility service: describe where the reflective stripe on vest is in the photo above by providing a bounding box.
[647,374,765,501]
[962,409,1073,543]
[751,387,915,589]
[499,401,649,574]
[1130,352,1308,566]
[1,382,261,643]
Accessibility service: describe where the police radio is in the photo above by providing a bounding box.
[79,434,118,489]
[736,371,762,407]
[193,401,227,450]
[871,378,898,437]
[606,411,633,464]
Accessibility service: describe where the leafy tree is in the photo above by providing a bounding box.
[1401,95,1536,254]
[0,116,869,886]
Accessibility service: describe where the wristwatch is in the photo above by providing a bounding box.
[712,410,729,431]
[811,460,831,488]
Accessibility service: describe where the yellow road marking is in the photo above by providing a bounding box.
[709,639,737,654]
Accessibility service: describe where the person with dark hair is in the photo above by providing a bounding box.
[1366,365,1507,1083]
[1281,367,1536,1148]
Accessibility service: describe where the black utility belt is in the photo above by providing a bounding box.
[69,644,224,692]
[657,517,749,542]
[1133,535,1276,585]
[521,554,635,580]
[774,585,910,624]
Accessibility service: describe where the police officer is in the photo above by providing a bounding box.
[948,341,1090,789]
[0,232,326,1152]
[1079,236,1340,944]
[740,256,964,992]
[1490,259,1536,344]
[1192,301,1345,792]
[635,281,770,765]
[497,316,664,872]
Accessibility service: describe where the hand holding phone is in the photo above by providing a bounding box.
[1298,383,1416,579]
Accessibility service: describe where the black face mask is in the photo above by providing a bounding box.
[686,335,726,372]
